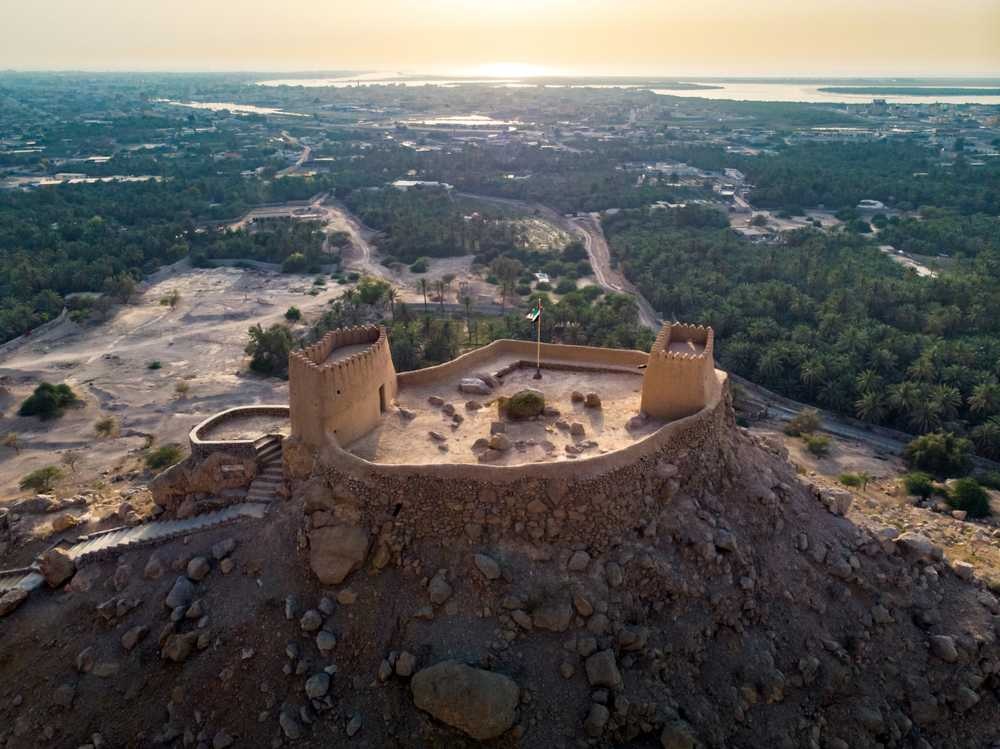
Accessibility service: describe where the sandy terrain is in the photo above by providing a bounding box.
[0,261,344,499]
[347,357,659,466]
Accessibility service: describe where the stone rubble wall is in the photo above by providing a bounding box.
[308,372,731,553]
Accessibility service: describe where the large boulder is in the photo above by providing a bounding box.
[39,547,76,588]
[309,524,370,584]
[411,661,519,740]
[459,378,493,395]
[506,389,545,420]
[0,588,28,617]
[150,452,256,511]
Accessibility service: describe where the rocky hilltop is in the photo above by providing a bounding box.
[1,395,999,749]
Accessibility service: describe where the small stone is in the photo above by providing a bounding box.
[378,659,393,683]
[92,661,120,678]
[584,703,610,737]
[213,729,234,749]
[53,682,76,708]
[605,562,624,588]
[161,633,198,663]
[300,610,323,632]
[573,594,594,617]
[661,719,698,749]
[212,538,237,560]
[165,577,195,609]
[285,594,301,621]
[532,599,573,632]
[570,422,586,437]
[316,629,337,653]
[929,635,958,662]
[396,651,417,678]
[473,554,501,580]
[567,550,590,572]
[428,572,453,605]
[571,391,584,402]
[428,431,447,442]
[279,711,303,740]
[336,589,357,605]
[304,672,330,699]
[346,713,362,737]
[585,650,622,688]
[559,662,575,679]
[220,558,235,575]
[121,625,149,652]
[953,560,974,580]
[428,396,445,406]
[112,564,131,592]
[75,646,95,673]
[319,596,335,615]
[584,393,601,408]
[442,403,456,416]
[0,588,28,617]
[186,557,210,582]
[489,434,511,452]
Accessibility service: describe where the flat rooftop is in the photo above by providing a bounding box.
[346,351,662,466]
[667,339,705,355]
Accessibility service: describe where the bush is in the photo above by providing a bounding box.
[839,473,862,488]
[902,471,935,498]
[145,444,183,471]
[555,278,577,295]
[804,433,831,457]
[948,478,991,518]
[147,360,162,370]
[346,271,360,282]
[515,284,532,297]
[94,416,118,438]
[784,408,821,437]
[903,432,973,478]
[505,389,545,419]
[975,471,1000,491]
[19,465,63,493]
[535,282,552,291]
[245,323,295,378]
[284,306,302,322]
[409,257,429,273]
[282,252,308,273]
[18,382,81,420]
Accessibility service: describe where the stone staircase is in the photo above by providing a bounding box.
[246,435,285,504]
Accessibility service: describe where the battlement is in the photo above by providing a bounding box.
[641,322,716,421]
[289,325,397,448]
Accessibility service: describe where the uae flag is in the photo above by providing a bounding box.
[526,301,542,322]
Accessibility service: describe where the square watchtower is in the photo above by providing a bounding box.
[640,323,715,421]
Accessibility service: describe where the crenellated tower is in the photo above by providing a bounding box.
[288,325,397,448]
[640,323,715,421]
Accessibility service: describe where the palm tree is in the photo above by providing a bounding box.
[386,287,398,321]
[855,390,887,424]
[418,278,429,317]
[462,295,473,344]
[907,399,943,434]
[930,384,962,422]
[969,381,1000,416]
[799,359,827,393]
[435,279,446,318]
[887,381,922,414]
[971,417,1000,460]
[854,369,881,395]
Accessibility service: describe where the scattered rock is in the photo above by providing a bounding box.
[186,556,210,582]
[144,553,166,580]
[39,547,76,588]
[161,632,198,663]
[304,672,330,699]
[585,650,622,688]
[396,651,417,678]
[428,571,453,605]
[584,703,610,737]
[584,392,601,409]
[929,635,958,663]
[300,610,323,632]
[473,553,501,580]
[279,710,303,740]
[459,378,492,395]
[121,625,149,652]
[411,661,520,741]
[570,422,586,437]
[50,512,79,532]
[571,391,584,403]
[567,550,591,572]
[346,713,363,737]
[428,396,445,406]
[0,588,28,617]
[336,588,358,605]
[660,719,698,749]
[52,682,76,708]
[213,729,234,749]
[532,599,573,632]
[429,431,447,442]
[75,647,95,674]
[316,630,337,653]
[164,576,195,610]
[953,560,974,580]
[489,434,512,452]
[212,538,237,560]
[309,524,371,585]
[895,532,942,562]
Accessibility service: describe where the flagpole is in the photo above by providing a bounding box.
[533,300,542,380]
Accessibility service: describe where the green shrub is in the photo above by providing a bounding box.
[94,416,118,438]
[804,433,831,457]
[903,432,973,478]
[902,471,935,498]
[145,444,183,471]
[839,473,862,487]
[18,382,81,420]
[281,252,308,274]
[505,389,545,419]
[555,278,577,295]
[974,471,1000,491]
[245,323,295,377]
[284,306,302,322]
[515,284,532,297]
[346,271,360,282]
[147,360,162,370]
[784,408,821,437]
[948,478,991,518]
[535,282,552,291]
[19,465,63,493]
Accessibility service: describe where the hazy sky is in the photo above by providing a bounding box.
[4,0,999,76]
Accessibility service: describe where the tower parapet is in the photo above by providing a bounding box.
[289,325,397,448]
[640,323,715,421]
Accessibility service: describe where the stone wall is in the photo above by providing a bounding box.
[301,371,731,554]
[289,325,397,449]
[188,405,289,461]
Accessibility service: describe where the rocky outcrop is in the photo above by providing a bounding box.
[39,547,76,588]
[150,452,257,511]
[411,661,519,740]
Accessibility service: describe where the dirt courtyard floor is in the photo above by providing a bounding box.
[347,357,662,466]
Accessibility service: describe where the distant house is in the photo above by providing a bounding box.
[857,199,886,212]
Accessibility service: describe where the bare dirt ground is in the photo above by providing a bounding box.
[756,421,1000,589]
[0,262,343,501]
[348,360,657,466]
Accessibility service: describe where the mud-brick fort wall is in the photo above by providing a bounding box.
[312,371,730,552]
[640,323,716,421]
[289,325,397,448]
